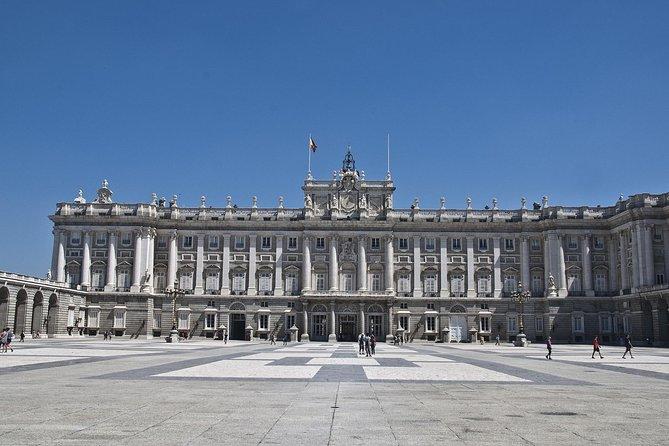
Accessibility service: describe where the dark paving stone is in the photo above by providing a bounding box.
[312,365,367,382]
[374,358,419,368]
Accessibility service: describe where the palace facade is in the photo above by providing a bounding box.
[2,150,669,345]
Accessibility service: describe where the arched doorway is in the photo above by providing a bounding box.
[367,304,385,339]
[229,302,246,340]
[32,292,44,334]
[47,293,59,337]
[310,304,328,341]
[13,289,28,334]
[0,287,9,328]
[448,305,467,342]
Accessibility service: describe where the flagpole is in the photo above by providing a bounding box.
[307,132,312,178]
[386,132,391,180]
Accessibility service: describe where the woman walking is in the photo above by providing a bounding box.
[622,335,634,359]
[591,336,604,359]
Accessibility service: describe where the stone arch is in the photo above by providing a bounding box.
[312,304,327,313]
[0,286,9,328]
[47,293,59,337]
[32,291,44,333]
[449,304,466,314]
[13,288,28,333]
[367,304,384,314]
[229,301,246,312]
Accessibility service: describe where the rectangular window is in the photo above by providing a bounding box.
[657,273,666,285]
[399,315,409,331]
[232,272,246,291]
[478,276,491,294]
[343,273,353,292]
[600,314,612,333]
[288,237,298,250]
[424,275,437,293]
[205,271,219,292]
[178,311,190,330]
[286,315,296,329]
[285,272,298,293]
[398,238,408,250]
[505,238,515,251]
[260,301,269,308]
[531,274,543,295]
[480,316,490,333]
[507,316,518,334]
[535,317,544,333]
[316,237,325,250]
[371,273,382,292]
[261,236,271,250]
[451,238,462,251]
[316,273,326,291]
[594,274,607,292]
[259,272,273,292]
[478,238,488,251]
[117,269,131,290]
[67,308,75,327]
[530,238,540,251]
[573,315,584,333]
[209,236,219,249]
[96,232,107,246]
[179,271,193,290]
[568,236,578,250]
[87,309,99,328]
[153,310,161,331]
[426,302,435,310]
[157,236,167,249]
[259,314,269,331]
[205,314,216,330]
[371,237,380,250]
[425,238,436,251]
[593,236,604,250]
[503,275,517,293]
[154,270,166,291]
[114,309,126,329]
[234,236,245,250]
[398,274,411,293]
[426,316,436,332]
[91,269,105,289]
[121,233,132,246]
[183,236,193,249]
[450,275,465,294]
[70,232,81,246]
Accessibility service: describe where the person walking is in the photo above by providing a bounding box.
[5,328,14,352]
[270,333,276,345]
[591,336,604,359]
[622,334,634,359]
[20,331,25,342]
[283,331,289,346]
[224,331,228,344]
[0,328,7,353]
[495,334,500,346]
[545,336,552,360]
[370,334,376,355]
[364,333,371,357]
[358,333,364,355]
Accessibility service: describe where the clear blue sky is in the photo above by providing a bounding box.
[1,1,668,276]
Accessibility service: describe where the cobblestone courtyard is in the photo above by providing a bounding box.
[1,339,668,445]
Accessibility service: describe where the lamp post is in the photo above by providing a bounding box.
[166,280,185,343]
[511,281,531,346]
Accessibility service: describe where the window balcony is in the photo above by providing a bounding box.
[450,292,465,298]
[424,292,438,298]
[477,292,491,298]
[568,291,585,297]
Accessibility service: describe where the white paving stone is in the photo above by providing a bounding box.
[0,355,81,368]
[363,362,528,382]
[157,359,321,379]
[307,357,379,365]
[237,352,334,360]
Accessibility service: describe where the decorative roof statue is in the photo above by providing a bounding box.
[73,189,86,204]
[304,194,313,209]
[93,179,113,204]
[342,146,356,173]
[440,197,446,210]
[359,194,367,209]
[46,269,52,280]
[251,196,258,209]
[360,170,365,180]
[411,197,420,210]
[492,198,498,210]
[200,195,206,208]
[385,194,393,210]
[169,194,178,208]
[158,196,166,207]
[278,196,284,209]
[541,195,549,209]
[619,193,624,202]
[330,193,338,210]
[226,195,233,209]
[521,197,527,210]
[466,197,472,210]
[151,193,158,206]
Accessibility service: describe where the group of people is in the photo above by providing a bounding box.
[358,333,376,356]
[0,328,17,352]
[544,334,635,360]
[102,330,115,341]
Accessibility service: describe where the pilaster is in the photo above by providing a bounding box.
[466,236,475,297]
[412,235,422,297]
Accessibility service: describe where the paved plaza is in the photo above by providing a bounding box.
[1,339,668,445]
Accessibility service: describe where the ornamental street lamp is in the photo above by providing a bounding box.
[166,280,186,343]
[510,282,531,346]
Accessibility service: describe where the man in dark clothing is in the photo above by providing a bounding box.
[622,335,634,359]
[358,333,364,355]
[364,334,371,357]
[545,336,552,360]
[370,334,376,355]
[283,332,289,346]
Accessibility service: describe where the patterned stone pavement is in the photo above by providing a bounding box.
[1,338,668,445]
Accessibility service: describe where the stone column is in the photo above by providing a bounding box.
[608,235,618,293]
[466,236,476,297]
[80,230,91,289]
[664,226,669,285]
[631,225,641,290]
[582,234,593,296]
[301,306,310,341]
[329,301,337,342]
[221,234,231,295]
[359,302,365,334]
[302,236,312,292]
[146,296,154,339]
[329,235,339,291]
[144,229,155,293]
[131,230,143,293]
[387,305,394,342]
[56,230,66,283]
[167,230,178,290]
[439,236,449,297]
[644,225,655,286]
[543,234,551,293]
[194,233,205,295]
[51,229,59,278]
[493,237,502,298]
[619,231,630,292]
[274,235,284,296]
[358,236,367,291]
[248,235,257,296]
[520,235,530,289]
[385,235,394,292]
[105,231,117,291]
[413,235,422,297]
[557,234,567,297]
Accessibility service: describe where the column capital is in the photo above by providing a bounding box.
[358,234,367,243]
[384,234,394,242]
[108,230,119,239]
[170,229,178,240]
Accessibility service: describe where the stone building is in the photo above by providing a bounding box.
[2,150,669,345]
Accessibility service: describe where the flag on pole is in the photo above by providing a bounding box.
[308,136,318,152]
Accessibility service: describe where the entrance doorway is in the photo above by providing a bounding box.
[449,315,467,342]
[311,314,327,341]
[230,313,246,340]
[368,315,383,338]
[14,290,27,334]
[338,314,357,341]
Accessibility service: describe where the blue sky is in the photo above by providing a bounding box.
[1,1,668,276]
